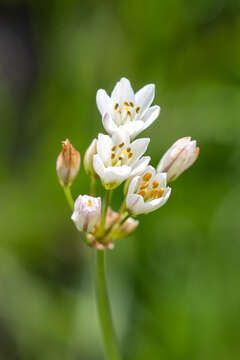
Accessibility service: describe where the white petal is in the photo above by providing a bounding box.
[127,176,140,195]
[102,113,118,135]
[112,129,129,146]
[97,133,112,165]
[102,165,131,188]
[131,156,151,177]
[135,84,155,114]
[93,154,106,180]
[141,105,160,131]
[141,165,156,180]
[129,138,150,163]
[126,194,145,216]
[96,89,112,115]
[154,172,167,187]
[142,187,171,214]
[119,121,144,139]
[111,77,135,106]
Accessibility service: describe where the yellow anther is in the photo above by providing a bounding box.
[127,111,131,116]
[87,200,92,207]
[150,189,158,199]
[122,150,127,155]
[140,181,149,189]
[143,172,152,181]
[124,101,129,106]
[138,190,147,197]
[129,102,134,107]
[127,147,131,152]
[114,103,119,110]
[128,152,133,159]
[124,106,129,111]
[112,145,116,151]
[136,106,140,113]
[152,180,159,188]
[111,153,115,159]
[119,142,124,148]
[118,156,123,161]
[158,188,164,198]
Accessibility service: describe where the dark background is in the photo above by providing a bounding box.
[0,0,240,359]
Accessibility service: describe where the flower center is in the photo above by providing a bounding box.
[111,142,133,166]
[87,200,93,207]
[137,173,164,201]
[113,101,140,125]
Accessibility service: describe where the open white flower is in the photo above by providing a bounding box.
[157,137,200,182]
[71,195,101,232]
[93,130,150,189]
[96,77,160,139]
[126,166,171,216]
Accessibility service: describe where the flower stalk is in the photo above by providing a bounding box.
[95,250,121,360]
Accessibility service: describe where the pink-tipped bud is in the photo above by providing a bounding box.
[84,139,98,179]
[56,139,81,187]
[71,195,101,233]
[157,137,199,182]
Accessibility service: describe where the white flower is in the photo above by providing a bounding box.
[126,166,171,216]
[93,130,150,189]
[71,195,101,232]
[96,77,160,139]
[157,137,200,182]
[84,138,98,179]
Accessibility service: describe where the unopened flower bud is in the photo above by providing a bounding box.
[157,137,199,182]
[113,217,139,239]
[84,139,98,179]
[56,139,81,187]
[71,195,101,232]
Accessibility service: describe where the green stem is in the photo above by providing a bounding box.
[90,178,96,196]
[95,250,121,360]
[99,190,112,235]
[63,186,74,210]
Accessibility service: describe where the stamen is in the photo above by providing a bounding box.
[87,200,92,207]
[118,156,123,161]
[112,146,116,151]
[143,172,152,181]
[119,142,124,148]
[128,152,133,159]
[152,180,159,188]
[136,106,140,114]
[158,188,164,198]
[150,189,159,199]
[127,111,131,116]
[122,150,127,155]
[127,147,131,152]
[140,181,149,189]
[124,101,129,106]
[114,103,119,110]
[129,102,134,107]
[138,190,147,197]
[111,153,115,159]
[118,110,122,114]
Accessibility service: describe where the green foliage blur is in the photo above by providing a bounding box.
[0,0,240,359]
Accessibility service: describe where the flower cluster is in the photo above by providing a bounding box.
[57,77,199,249]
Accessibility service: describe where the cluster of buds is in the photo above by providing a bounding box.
[57,77,199,249]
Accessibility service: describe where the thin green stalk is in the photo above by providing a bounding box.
[63,186,74,210]
[95,250,121,360]
[99,190,112,235]
[90,178,96,196]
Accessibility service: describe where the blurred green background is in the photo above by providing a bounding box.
[0,0,240,359]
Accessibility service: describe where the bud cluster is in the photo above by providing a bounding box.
[56,77,199,249]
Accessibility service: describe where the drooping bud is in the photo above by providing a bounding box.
[84,139,98,179]
[56,139,81,187]
[157,137,199,182]
[113,217,139,239]
[71,195,101,232]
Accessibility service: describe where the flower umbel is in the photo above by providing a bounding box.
[96,77,160,139]
[56,139,81,187]
[126,166,171,216]
[157,137,200,182]
[93,130,150,189]
[71,195,101,232]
